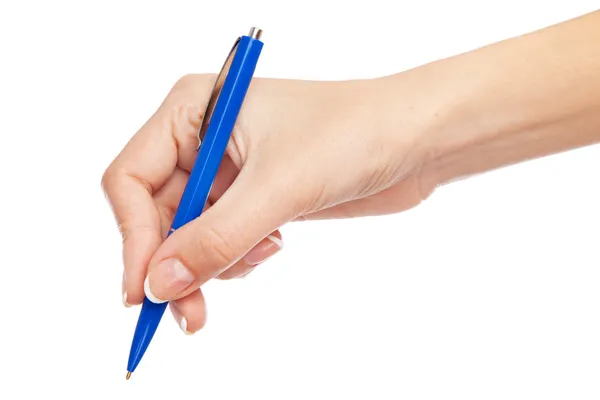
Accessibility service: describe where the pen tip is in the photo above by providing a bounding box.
[126,371,132,380]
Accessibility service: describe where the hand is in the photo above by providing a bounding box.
[102,73,435,334]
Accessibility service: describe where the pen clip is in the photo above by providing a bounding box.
[195,27,262,151]
[195,36,241,151]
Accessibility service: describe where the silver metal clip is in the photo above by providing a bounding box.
[195,27,262,151]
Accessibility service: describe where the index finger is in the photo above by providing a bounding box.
[101,75,212,303]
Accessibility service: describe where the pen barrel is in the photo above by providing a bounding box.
[171,35,264,232]
[127,33,263,375]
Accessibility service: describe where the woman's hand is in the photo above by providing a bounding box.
[102,11,600,334]
[101,74,434,333]
[102,11,600,335]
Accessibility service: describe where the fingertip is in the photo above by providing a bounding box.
[170,290,207,335]
[122,271,140,307]
[122,291,133,308]
[243,231,283,266]
[216,229,283,279]
[269,229,283,241]
[144,275,167,304]
[122,230,162,304]
[123,272,146,305]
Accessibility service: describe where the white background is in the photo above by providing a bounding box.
[1,1,599,399]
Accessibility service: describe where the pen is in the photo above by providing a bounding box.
[125,27,264,379]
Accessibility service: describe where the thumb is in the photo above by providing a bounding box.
[143,164,293,303]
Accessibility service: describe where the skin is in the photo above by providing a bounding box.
[102,10,600,334]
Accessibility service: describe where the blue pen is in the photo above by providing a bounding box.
[126,27,264,379]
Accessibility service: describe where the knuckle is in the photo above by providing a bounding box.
[157,204,175,224]
[227,129,249,168]
[162,75,200,113]
[172,73,200,92]
[162,74,218,146]
[169,73,215,102]
[117,220,154,244]
[196,225,239,269]
[117,221,135,243]
[100,165,116,194]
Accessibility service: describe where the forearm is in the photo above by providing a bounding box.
[390,10,600,186]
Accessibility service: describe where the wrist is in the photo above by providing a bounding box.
[369,66,464,186]
[359,73,445,182]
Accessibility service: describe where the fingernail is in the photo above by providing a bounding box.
[244,235,283,266]
[238,269,253,279]
[171,304,194,335]
[122,291,132,308]
[144,275,165,303]
[122,272,131,307]
[267,235,283,249]
[144,258,194,303]
[180,317,194,335]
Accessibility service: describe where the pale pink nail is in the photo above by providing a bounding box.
[170,304,194,335]
[144,258,195,303]
[244,235,283,265]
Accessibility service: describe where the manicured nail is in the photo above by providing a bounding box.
[170,304,194,335]
[238,269,253,279]
[267,235,283,249]
[244,235,283,266]
[180,317,194,335]
[144,258,194,303]
[144,275,165,303]
[122,271,131,307]
[122,291,132,308]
